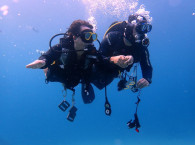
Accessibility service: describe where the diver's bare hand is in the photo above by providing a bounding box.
[124,55,134,66]
[26,59,46,69]
[110,55,133,68]
[137,78,149,89]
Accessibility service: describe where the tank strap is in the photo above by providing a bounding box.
[103,21,127,38]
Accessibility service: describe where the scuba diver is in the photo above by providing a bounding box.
[92,14,153,132]
[99,14,153,89]
[26,20,100,121]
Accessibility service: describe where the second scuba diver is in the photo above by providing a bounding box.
[90,14,153,131]
[98,14,153,90]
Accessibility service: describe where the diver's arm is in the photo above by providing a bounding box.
[38,44,62,68]
[100,32,133,68]
[139,47,153,85]
[99,35,116,66]
[26,44,62,69]
[26,59,46,69]
[99,34,114,57]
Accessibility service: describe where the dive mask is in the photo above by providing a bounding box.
[124,22,150,46]
[136,22,152,34]
[79,29,98,43]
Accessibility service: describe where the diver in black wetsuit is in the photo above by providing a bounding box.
[89,14,153,130]
[96,14,153,89]
[26,20,98,104]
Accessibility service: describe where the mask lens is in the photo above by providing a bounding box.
[84,32,97,41]
[137,23,152,34]
[91,33,97,41]
[141,24,147,32]
[80,30,97,43]
[147,24,152,32]
[84,32,92,40]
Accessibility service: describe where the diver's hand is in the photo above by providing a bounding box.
[110,55,133,68]
[136,78,149,89]
[124,55,134,66]
[26,59,46,69]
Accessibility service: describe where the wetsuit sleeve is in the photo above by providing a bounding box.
[99,32,121,69]
[140,47,153,84]
[98,35,113,65]
[100,34,113,55]
[38,44,62,68]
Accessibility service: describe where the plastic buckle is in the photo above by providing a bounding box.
[58,100,70,112]
[67,106,78,122]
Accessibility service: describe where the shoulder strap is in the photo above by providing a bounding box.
[103,21,127,38]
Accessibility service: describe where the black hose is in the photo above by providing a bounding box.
[49,33,66,49]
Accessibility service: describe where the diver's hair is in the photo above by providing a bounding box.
[67,20,93,37]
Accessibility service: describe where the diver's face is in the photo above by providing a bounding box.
[73,26,93,50]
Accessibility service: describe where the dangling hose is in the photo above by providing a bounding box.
[49,33,67,49]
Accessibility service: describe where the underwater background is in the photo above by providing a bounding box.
[0,0,195,145]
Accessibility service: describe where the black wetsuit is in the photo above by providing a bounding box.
[39,44,96,90]
[99,31,153,84]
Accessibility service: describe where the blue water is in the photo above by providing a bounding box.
[0,0,195,145]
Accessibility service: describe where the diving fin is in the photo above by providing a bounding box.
[81,83,95,104]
